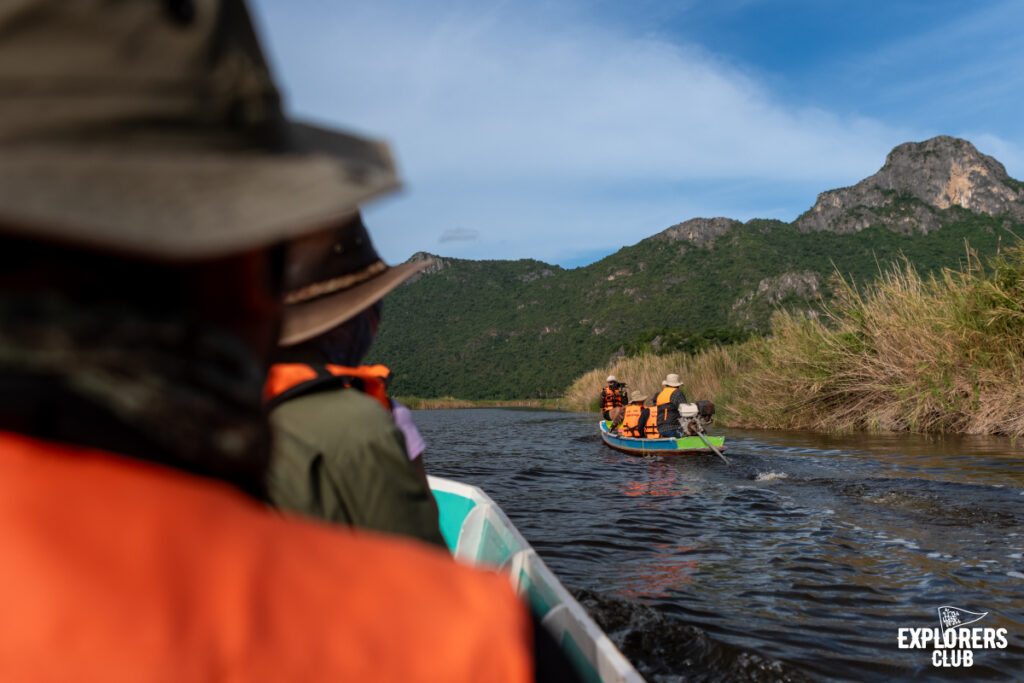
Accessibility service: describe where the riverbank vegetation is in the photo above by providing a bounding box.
[563,346,744,415]
[565,245,1024,436]
[371,208,1007,400]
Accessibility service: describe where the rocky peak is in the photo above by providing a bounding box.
[796,136,1024,234]
[403,252,447,284]
[877,136,1018,211]
[654,217,740,247]
[730,271,823,328]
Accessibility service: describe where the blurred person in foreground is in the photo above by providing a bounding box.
[0,1,569,680]
[263,216,444,546]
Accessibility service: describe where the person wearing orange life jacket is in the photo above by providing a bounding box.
[600,375,629,424]
[264,214,446,547]
[0,3,558,681]
[656,373,690,438]
[643,408,661,438]
[618,394,652,438]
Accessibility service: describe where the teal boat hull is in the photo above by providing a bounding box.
[429,476,644,683]
[599,420,726,456]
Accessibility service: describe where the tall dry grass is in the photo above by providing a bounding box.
[728,246,1024,435]
[562,344,747,413]
[563,245,1024,436]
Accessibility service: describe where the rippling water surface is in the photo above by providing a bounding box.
[416,408,1024,682]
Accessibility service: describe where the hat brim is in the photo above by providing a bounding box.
[663,380,682,387]
[0,122,399,261]
[279,259,428,346]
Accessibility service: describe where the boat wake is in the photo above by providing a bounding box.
[754,471,789,482]
[573,589,813,683]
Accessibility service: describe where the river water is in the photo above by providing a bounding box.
[415,408,1024,682]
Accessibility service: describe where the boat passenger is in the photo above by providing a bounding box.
[619,394,651,438]
[600,374,629,425]
[264,215,446,547]
[0,2,566,681]
[656,373,690,438]
[642,399,661,438]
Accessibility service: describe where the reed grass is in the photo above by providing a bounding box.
[561,344,747,414]
[564,244,1024,436]
[729,246,1024,435]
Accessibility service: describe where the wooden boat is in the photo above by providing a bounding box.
[429,476,644,683]
[599,420,727,456]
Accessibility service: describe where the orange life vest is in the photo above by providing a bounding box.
[601,386,625,410]
[264,363,391,412]
[642,411,660,438]
[656,386,679,426]
[0,430,533,682]
[621,405,659,438]
[620,404,644,436]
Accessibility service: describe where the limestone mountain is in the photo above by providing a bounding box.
[796,136,1024,234]
[369,137,1024,400]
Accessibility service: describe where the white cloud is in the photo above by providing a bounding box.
[439,227,480,243]
[250,1,941,264]
[279,4,905,180]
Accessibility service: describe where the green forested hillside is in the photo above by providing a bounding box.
[370,137,1024,399]
[370,209,1014,399]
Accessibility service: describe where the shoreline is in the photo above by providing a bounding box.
[563,247,1024,439]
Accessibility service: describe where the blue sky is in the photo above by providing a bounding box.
[249,0,1024,268]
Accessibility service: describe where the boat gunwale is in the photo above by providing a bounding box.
[428,475,644,683]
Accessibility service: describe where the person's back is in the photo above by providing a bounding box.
[0,430,530,682]
[268,378,445,544]
[263,220,445,546]
[619,394,648,437]
[620,403,643,435]
[655,374,689,437]
[641,406,659,438]
[0,2,541,681]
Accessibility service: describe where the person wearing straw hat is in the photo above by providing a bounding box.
[655,373,690,438]
[262,214,446,546]
[618,393,652,438]
[0,2,544,680]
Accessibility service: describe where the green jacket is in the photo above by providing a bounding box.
[268,388,446,548]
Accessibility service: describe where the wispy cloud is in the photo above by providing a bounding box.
[811,0,1024,179]
[275,4,902,181]
[250,0,1019,265]
[439,227,480,243]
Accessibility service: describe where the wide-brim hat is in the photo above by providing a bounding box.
[0,0,398,260]
[630,394,649,404]
[279,214,428,345]
[663,373,682,387]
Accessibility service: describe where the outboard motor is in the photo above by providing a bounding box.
[678,400,716,436]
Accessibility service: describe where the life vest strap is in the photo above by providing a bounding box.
[264,364,392,413]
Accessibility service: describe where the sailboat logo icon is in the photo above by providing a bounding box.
[938,606,988,633]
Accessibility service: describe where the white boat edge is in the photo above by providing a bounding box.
[428,475,645,683]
